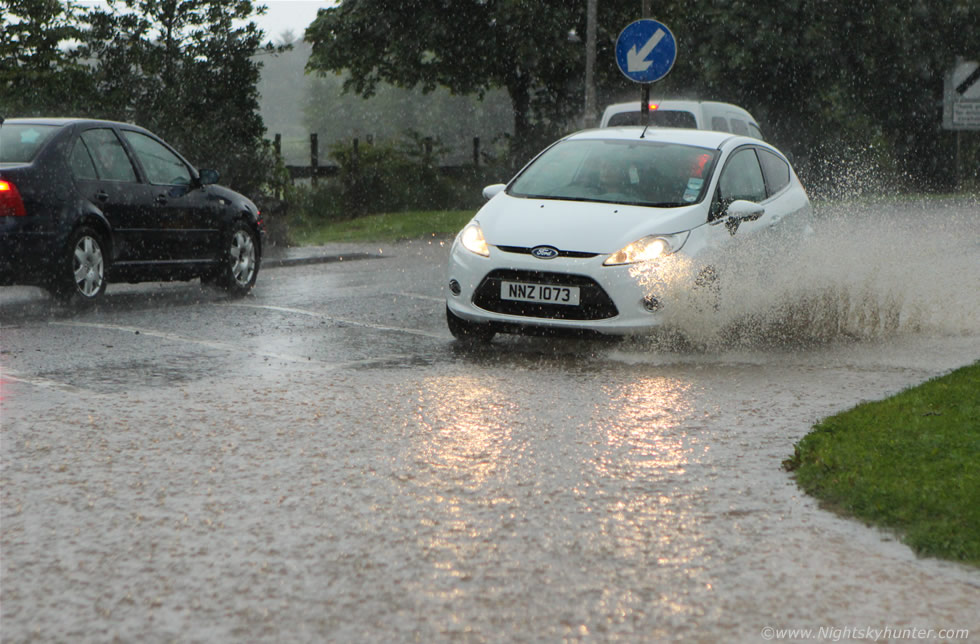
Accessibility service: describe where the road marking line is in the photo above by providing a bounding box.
[48,320,440,370]
[1,369,108,398]
[222,303,449,340]
[49,320,317,362]
[387,292,446,303]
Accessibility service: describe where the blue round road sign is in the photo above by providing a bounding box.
[615,19,677,84]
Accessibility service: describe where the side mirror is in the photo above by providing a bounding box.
[482,184,506,201]
[723,200,765,235]
[726,199,764,221]
[198,168,220,186]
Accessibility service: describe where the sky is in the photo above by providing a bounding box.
[249,1,331,41]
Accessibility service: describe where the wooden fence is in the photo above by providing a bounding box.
[273,133,486,183]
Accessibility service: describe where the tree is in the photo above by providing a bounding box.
[0,0,93,116]
[305,0,586,163]
[662,0,980,190]
[80,0,281,194]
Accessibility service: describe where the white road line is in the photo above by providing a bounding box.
[222,302,449,340]
[50,320,315,363]
[1,369,108,398]
[388,292,446,303]
[47,319,441,370]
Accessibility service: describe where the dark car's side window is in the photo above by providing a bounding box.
[718,148,767,204]
[122,131,192,186]
[80,128,137,182]
[68,140,99,181]
[758,148,791,196]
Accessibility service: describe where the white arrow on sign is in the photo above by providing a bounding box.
[627,28,666,73]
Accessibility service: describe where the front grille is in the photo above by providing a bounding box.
[496,245,599,259]
[472,269,618,320]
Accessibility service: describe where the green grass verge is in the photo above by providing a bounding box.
[289,209,475,244]
[785,361,980,565]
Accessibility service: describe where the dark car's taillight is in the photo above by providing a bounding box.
[0,179,27,216]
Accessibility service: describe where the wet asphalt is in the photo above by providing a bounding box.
[1,197,978,642]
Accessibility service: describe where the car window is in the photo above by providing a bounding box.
[122,131,192,186]
[509,139,716,207]
[747,122,765,140]
[0,124,60,163]
[718,148,767,203]
[607,110,698,128]
[730,119,750,136]
[69,139,99,181]
[758,148,791,195]
[79,128,137,182]
[711,116,729,132]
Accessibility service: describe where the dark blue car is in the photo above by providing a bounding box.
[0,117,264,303]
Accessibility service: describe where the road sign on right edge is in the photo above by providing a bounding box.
[943,59,980,130]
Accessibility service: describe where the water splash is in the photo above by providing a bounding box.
[640,197,980,352]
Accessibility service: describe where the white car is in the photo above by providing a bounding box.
[600,100,764,139]
[445,127,811,341]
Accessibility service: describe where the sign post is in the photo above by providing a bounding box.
[615,19,677,125]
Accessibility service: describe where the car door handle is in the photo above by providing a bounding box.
[155,195,168,205]
[95,191,109,203]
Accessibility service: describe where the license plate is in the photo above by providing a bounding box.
[500,281,580,306]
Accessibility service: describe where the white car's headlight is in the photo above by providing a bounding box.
[459,222,490,257]
[603,232,689,266]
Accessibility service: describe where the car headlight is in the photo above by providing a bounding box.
[603,232,689,266]
[459,222,490,257]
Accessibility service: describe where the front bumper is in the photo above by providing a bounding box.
[446,241,680,336]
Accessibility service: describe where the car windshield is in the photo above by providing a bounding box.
[508,139,718,207]
[0,124,61,163]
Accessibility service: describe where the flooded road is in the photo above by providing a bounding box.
[2,196,978,642]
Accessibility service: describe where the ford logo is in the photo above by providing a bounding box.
[530,246,559,259]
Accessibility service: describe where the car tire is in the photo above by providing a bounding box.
[53,225,108,304]
[446,306,495,343]
[217,220,260,296]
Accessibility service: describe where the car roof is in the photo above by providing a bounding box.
[565,126,744,149]
[1,117,150,131]
[601,100,756,116]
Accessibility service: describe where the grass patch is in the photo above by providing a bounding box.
[289,209,475,244]
[785,362,980,565]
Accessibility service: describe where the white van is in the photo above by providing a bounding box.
[599,100,765,140]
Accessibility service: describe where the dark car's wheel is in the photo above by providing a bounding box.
[447,306,495,343]
[217,220,260,296]
[52,226,107,304]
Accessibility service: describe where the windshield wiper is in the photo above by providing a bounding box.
[642,201,690,208]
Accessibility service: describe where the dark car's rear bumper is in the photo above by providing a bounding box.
[0,229,59,286]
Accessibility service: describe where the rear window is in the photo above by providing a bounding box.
[606,110,698,129]
[0,124,61,163]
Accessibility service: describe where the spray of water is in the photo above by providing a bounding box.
[634,197,980,352]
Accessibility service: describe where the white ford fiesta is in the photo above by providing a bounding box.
[446,127,812,341]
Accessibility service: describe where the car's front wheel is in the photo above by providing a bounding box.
[216,221,260,296]
[52,225,107,304]
[446,306,495,343]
